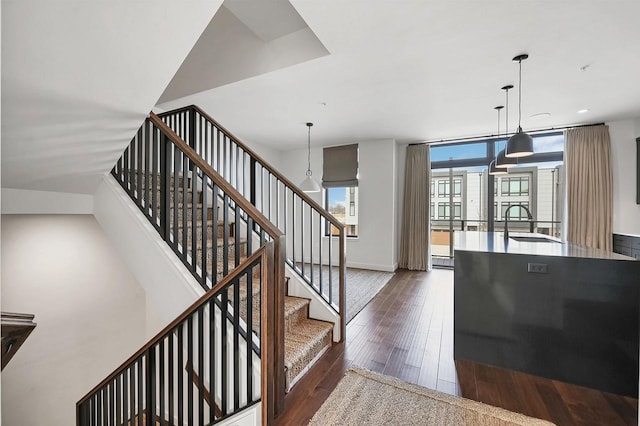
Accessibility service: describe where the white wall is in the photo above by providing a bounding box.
[1,188,93,214]
[1,215,151,426]
[278,140,398,271]
[609,118,640,236]
[93,175,203,324]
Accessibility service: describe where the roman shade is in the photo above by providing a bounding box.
[322,144,359,188]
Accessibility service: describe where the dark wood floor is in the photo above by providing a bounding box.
[275,269,638,426]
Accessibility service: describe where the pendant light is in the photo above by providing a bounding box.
[496,84,517,168]
[489,106,508,175]
[505,54,534,158]
[299,122,321,193]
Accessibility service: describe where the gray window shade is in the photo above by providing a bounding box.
[322,144,358,188]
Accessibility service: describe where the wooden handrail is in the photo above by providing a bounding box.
[149,112,284,240]
[76,245,269,406]
[159,105,345,230]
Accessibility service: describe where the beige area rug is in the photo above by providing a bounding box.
[308,367,556,426]
[300,264,394,324]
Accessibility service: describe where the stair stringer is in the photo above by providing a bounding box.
[94,174,204,324]
[285,266,341,342]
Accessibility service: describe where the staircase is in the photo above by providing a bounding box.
[141,175,334,392]
[78,108,345,425]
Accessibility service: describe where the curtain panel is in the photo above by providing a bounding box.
[565,125,613,251]
[399,145,431,270]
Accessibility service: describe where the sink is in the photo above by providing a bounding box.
[510,236,561,243]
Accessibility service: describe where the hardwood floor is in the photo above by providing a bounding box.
[275,268,638,426]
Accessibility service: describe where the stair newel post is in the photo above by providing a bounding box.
[159,130,171,241]
[339,226,346,343]
[273,235,286,418]
[261,240,276,424]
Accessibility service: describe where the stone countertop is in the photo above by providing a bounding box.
[454,231,634,260]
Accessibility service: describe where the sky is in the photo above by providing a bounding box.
[430,134,564,163]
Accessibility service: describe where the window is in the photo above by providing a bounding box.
[431,202,435,219]
[501,177,529,196]
[325,187,358,237]
[437,179,461,198]
[431,181,435,197]
[501,202,530,220]
[437,202,461,219]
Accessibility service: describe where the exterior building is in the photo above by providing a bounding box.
[431,165,564,257]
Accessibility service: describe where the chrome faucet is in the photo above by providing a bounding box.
[503,204,534,241]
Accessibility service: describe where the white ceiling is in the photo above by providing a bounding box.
[1,0,222,193]
[158,0,640,151]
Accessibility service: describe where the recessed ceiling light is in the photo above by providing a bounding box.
[529,112,551,120]
[577,109,590,114]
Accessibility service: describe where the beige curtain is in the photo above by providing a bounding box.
[399,145,431,270]
[565,125,613,251]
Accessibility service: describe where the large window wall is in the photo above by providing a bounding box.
[430,133,564,263]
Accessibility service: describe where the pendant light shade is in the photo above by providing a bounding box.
[496,86,517,168]
[300,122,321,193]
[506,54,534,158]
[489,106,508,175]
[489,159,508,175]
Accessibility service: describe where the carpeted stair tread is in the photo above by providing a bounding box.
[284,296,310,334]
[284,317,333,390]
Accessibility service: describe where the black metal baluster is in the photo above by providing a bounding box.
[123,141,130,192]
[198,308,204,425]
[275,180,279,230]
[188,316,194,426]
[216,129,221,173]
[212,184,219,286]
[173,146,180,250]
[97,389,103,426]
[129,363,135,426]
[223,194,230,276]
[235,208,241,267]
[122,369,129,426]
[310,205,313,288]
[292,193,296,269]
[301,196,305,277]
[159,339,165,426]
[221,284,228,417]
[177,325,184,426]
[260,167,264,215]
[115,376,121,426]
[145,349,156,426]
[233,276,240,412]
[246,267,253,405]
[223,134,227,181]
[161,133,172,241]
[144,121,150,215]
[168,331,174,426]
[319,214,323,296]
[201,175,209,286]
[209,299,215,423]
[182,153,188,261]
[191,164,197,275]
[152,125,159,227]
[137,127,143,208]
[137,358,143,426]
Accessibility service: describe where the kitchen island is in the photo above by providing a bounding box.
[454,231,640,397]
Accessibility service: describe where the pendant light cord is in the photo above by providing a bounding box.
[518,59,522,129]
[306,123,312,177]
[505,88,509,135]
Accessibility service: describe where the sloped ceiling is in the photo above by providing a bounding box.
[1,0,223,194]
[158,1,328,103]
[158,1,640,151]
